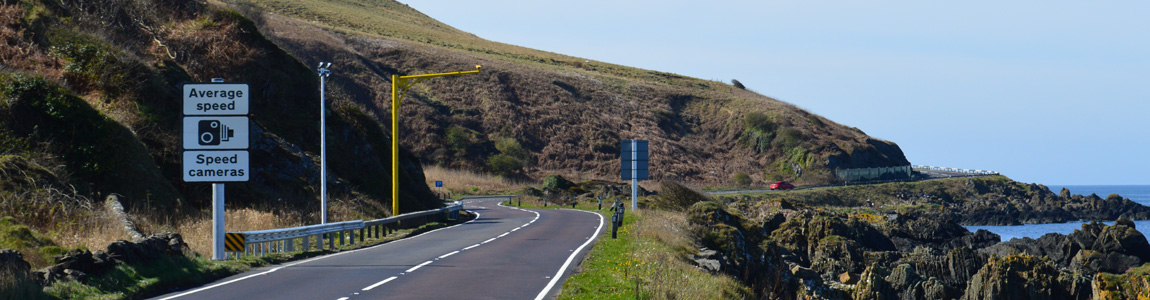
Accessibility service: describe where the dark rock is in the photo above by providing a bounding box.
[980,221,1150,274]
[960,253,1088,300]
[0,249,31,275]
[790,264,819,280]
[852,263,896,300]
[884,264,920,291]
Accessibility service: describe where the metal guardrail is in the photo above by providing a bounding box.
[225,202,463,259]
[912,165,999,175]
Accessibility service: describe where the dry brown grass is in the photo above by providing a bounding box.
[422,165,526,195]
[174,208,303,256]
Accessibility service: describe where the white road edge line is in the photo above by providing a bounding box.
[405,260,433,273]
[156,209,483,300]
[361,276,397,291]
[533,209,604,300]
[438,251,459,259]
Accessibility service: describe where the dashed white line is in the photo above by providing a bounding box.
[361,276,397,291]
[438,251,459,259]
[463,244,480,250]
[498,232,509,237]
[405,261,433,273]
[337,297,349,300]
[482,237,497,244]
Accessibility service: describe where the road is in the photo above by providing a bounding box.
[152,197,603,300]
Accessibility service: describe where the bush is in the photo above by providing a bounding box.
[445,126,472,155]
[744,112,775,133]
[542,175,575,192]
[732,172,752,187]
[650,181,710,211]
[731,79,746,89]
[486,154,522,177]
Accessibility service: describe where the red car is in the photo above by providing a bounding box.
[770,181,794,190]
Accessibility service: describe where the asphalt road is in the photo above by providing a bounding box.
[151,196,603,300]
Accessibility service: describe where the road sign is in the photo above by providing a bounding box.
[621,140,649,180]
[224,232,246,251]
[183,151,250,182]
[183,81,250,261]
[182,116,249,150]
[435,180,443,188]
[183,83,249,115]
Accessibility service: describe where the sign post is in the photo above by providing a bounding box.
[621,140,649,210]
[183,80,250,260]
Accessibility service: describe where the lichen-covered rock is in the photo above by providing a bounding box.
[981,220,1150,274]
[960,254,1088,300]
[852,263,896,300]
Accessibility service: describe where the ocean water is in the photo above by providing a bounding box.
[963,185,1150,241]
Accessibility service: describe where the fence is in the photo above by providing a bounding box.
[834,165,912,182]
[225,202,463,259]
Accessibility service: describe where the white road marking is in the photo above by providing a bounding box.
[498,232,509,237]
[482,237,497,244]
[406,261,432,273]
[337,297,349,300]
[438,251,459,259]
[533,209,605,300]
[362,276,397,291]
[463,244,480,250]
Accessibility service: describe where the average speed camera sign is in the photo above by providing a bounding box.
[182,83,250,182]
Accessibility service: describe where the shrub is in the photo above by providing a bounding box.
[732,172,752,187]
[486,154,522,177]
[444,126,472,155]
[744,112,775,133]
[731,79,746,89]
[650,181,710,211]
[494,137,528,159]
[542,175,575,192]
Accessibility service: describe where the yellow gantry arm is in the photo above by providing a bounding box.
[391,65,480,216]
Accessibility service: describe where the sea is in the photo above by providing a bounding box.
[963,185,1150,241]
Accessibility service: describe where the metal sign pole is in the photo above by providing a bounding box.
[318,62,331,224]
[631,140,637,210]
[212,183,225,260]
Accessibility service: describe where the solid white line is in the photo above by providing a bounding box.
[533,209,604,300]
[463,244,480,250]
[438,251,459,259]
[406,261,433,273]
[158,208,483,300]
[362,276,398,291]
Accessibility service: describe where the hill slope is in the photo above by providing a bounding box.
[233,0,910,185]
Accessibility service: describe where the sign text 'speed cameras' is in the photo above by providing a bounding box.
[198,120,235,146]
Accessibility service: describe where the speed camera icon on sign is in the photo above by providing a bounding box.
[198,120,235,146]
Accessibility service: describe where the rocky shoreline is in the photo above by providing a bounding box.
[687,194,1150,299]
[723,176,1150,226]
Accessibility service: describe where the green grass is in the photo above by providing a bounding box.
[504,199,750,299]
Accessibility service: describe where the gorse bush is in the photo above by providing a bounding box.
[732,172,752,187]
[731,79,746,89]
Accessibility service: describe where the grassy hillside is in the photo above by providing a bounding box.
[228,0,910,187]
[0,0,441,257]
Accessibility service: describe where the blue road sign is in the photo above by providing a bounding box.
[435,180,443,188]
[621,140,649,180]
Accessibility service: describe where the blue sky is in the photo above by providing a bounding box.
[403,1,1150,185]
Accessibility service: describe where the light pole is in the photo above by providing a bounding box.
[317,62,332,224]
[391,65,480,216]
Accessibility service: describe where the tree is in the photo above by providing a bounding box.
[732,172,752,187]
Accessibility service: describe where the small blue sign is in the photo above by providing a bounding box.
[435,180,443,188]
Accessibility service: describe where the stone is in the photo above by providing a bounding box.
[839,272,859,284]
[790,265,819,280]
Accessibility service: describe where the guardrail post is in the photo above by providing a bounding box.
[285,239,293,252]
[360,228,366,242]
[338,231,345,246]
[350,230,356,245]
[302,235,310,251]
[327,233,334,249]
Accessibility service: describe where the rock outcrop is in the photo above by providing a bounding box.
[980,219,1150,274]
[33,232,188,284]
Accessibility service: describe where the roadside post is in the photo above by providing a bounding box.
[182,78,250,260]
[610,200,625,239]
[621,140,649,210]
[390,66,480,216]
